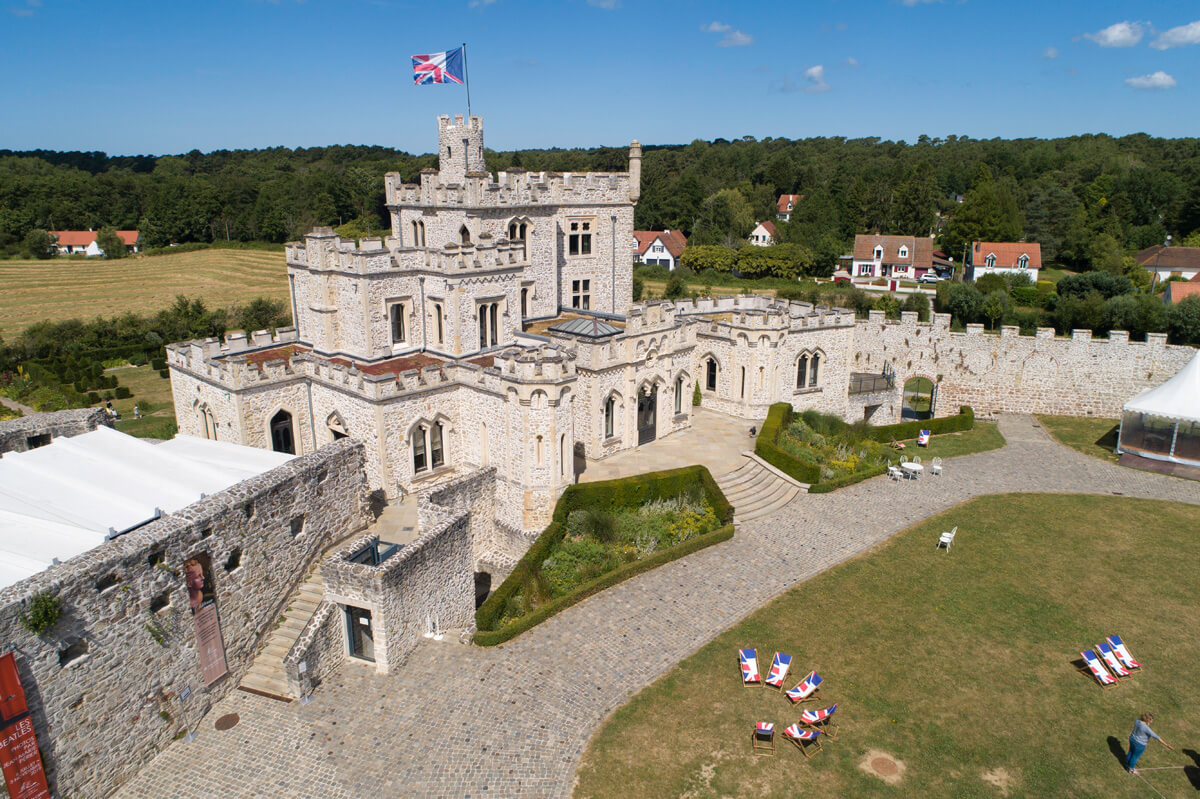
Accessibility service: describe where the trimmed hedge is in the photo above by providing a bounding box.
[807,464,888,494]
[863,406,975,444]
[754,403,821,485]
[474,465,733,646]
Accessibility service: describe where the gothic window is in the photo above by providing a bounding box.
[430,422,444,469]
[460,225,471,246]
[479,307,487,349]
[520,288,528,320]
[412,426,427,473]
[411,219,425,247]
[327,412,348,441]
[674,376,683,414]
[810,353,821,387]
[560,434,566,477]
[568,219,592,256]
[604,396,615,438]
[796,355,809,389]
[508,221,528,260]
[390,303,406,344]
[434,303,444,345]
[478,303,499,349]
[536,435,544,466]
[489,302,499,345]
[706,358,717,392]
[740,366,746,399]
[480,422,488,465]
[270,410,294,455]
[571,279,590,310]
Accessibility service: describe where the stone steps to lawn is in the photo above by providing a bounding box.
[715,453,807,523]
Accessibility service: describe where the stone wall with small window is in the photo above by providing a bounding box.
[0,438,371,799]
[0,407,111,454]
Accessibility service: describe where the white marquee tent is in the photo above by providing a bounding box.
[1117,350,1200,468]
[0,427,293,590]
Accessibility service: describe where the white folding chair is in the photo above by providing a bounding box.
[930,457,943,476]
[936,525,957,552]
[887,461,904,482]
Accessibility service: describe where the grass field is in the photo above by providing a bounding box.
[106,364,178,439]
[899,421,1005,460]
[575,493,1200,798]
[0,249,289,338]
[1037,415,1121,464]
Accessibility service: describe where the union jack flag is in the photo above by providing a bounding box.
[739,649,759,683]
[756,722,774,734]
[786,671,822,702]
[802,703,837,724]
[785,724,819,740]
[765,652,791,687]
[412,47,465,85]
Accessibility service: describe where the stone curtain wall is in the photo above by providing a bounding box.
[422,467,499,572]
[282,600,343,699]
[0,407,111,454]
[853,311,1197,418]
[0,439,371,799]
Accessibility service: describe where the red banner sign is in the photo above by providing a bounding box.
[194,604,228,686]
[0,653,50,799]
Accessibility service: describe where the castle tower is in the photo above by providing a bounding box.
[437,114,485,183]
[628,139,642,204]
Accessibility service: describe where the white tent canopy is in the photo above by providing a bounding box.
[0,428,293,589]
[1122,350,1200,422]
[1118,350,1200,467]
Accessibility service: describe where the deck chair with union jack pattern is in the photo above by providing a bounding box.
[764,652,791,690]
[799,703,840,739]
[1097,642,1131,680]
[1080,649,1117,688]
[783,724,823,758]
[753,722,775,756]
[739,648,761,687]
[1106,635,1141,671]
[785,671,822,704]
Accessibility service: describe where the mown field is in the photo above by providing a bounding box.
[576,493,1200,799]
[0,250,289,338]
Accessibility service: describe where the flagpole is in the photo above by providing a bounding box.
[462,42,472,118]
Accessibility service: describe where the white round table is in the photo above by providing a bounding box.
[900,462,924,478]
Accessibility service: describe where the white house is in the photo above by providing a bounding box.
[749,220,777,247]
[633,229,687,270]
[776,194,802,222]
[1136,245,1200,282]
[51,230,140,257]
[851,234,942,280]
[966,241,1041,282]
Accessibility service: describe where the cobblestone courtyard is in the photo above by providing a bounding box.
[114,415,1199,798]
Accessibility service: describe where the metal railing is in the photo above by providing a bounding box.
[848,372,894,395]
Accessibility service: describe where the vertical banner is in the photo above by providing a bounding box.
[0,653,51,799]
[185,557,228,686]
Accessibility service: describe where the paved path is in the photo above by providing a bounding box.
[0,395,34,416]
[113,415,1199,798]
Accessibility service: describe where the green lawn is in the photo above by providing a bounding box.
[575,494,1200,798]
[899,421,1005,460]
[104,364,178,439]
[1037,415,1120,464]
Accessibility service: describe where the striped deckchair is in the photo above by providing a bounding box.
[1097,642,1131,679]
[800,703,840,739]
[764,652,792,690]
[1080,649,1117,688]
[783,724,822,758]
[1106,635,1141,671]
[785,671,822,704]
[753,722,775,756]
[739,648,761,687]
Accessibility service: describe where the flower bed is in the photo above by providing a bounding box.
[474,466,734,646]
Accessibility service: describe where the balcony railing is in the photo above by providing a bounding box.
[848,372,894,395]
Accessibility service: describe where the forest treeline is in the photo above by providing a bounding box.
[3,132,1199,266]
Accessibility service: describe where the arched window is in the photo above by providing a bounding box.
[559,434,566,476]
[478,303,499,349]
[434,304,444,345]
[1018,254,1029,269]
[674,376,683,414]
[489,302,498,346]
[796,355,809,389]
[740,366,746,399]
[460,225,471,246]
[430,421,444,468]
[412,425,427,473]
[604,396,615,438]
[810,353,821,387]
[270,410,294,454]
[411,219,425,247]
[520,287,528,320]
[327,412,348,441]
[706,358,717,392]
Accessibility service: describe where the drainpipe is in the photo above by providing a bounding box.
[611,215,617,311]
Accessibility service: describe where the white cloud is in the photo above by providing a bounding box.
[718,30,754,47]
[701,21,730,33]
[845,57,859,67]
[468,0,496,7]
[803,64,830,93]
[1151,20,1200,50]
[1041,46,1060,59]
[586,0,618,8]
[1084,21,1144,47]
[1125,71,1177,90]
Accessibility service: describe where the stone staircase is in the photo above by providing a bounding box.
[715,454,806,523]
[239,565,325,701]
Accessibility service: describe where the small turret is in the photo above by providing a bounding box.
[628,139,642,204]
[437,114,485,184]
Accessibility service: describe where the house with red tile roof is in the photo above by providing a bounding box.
[776,194,803,222]
[633,229,687,270]
[850,234,946,279]
[1136,245,1200,282]
[966,241,1041,282]
[50,230,140,257]
[749,220,777,247]
[1163,271,1200,304]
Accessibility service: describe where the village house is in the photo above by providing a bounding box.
[850,234,944,280]
[1136,244,1200,282]
[776,194,802,222]
[748,220,777,246]
[50,229,140,256]
[1163,273,1200,304]
[634,229,687,270]
[966,241,1042,283]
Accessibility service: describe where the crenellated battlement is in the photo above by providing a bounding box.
[385,168,633,210]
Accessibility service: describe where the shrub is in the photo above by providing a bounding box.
[1011,286,1040,306]
[863,406,975,443]
[20,591,62,635]
[974,273,1008,296]
[692,381,701,406]
[150,358,166,371]
[114,386,132,399]
[1058,271,1133,300]
[158,369,170,379]
[632,276,644,302]
[86,391,100,404]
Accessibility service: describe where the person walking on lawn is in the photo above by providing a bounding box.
[1128,712,1173,774]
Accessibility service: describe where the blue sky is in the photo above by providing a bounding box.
[2,0,1199,155]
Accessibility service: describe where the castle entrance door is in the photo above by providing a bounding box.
[637,387,657,446]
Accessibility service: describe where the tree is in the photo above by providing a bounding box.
[631,276,644,302]
[902,291,931,321]
[663,271,687,300]
[939,164,1024,259]
[936,282,984,326]
[1167,295,1200,346]
[735,243,812,279]
[981,290,1010,330]
[1087,233,1124,274]
[679,245,737,273]
[1057,271,1133,300]
[891,161,939,236]
[95,227,126,259]
[691,189,754,246]
[236,297,290,332]
[974,273,1008,297]
[23,229,56,259]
